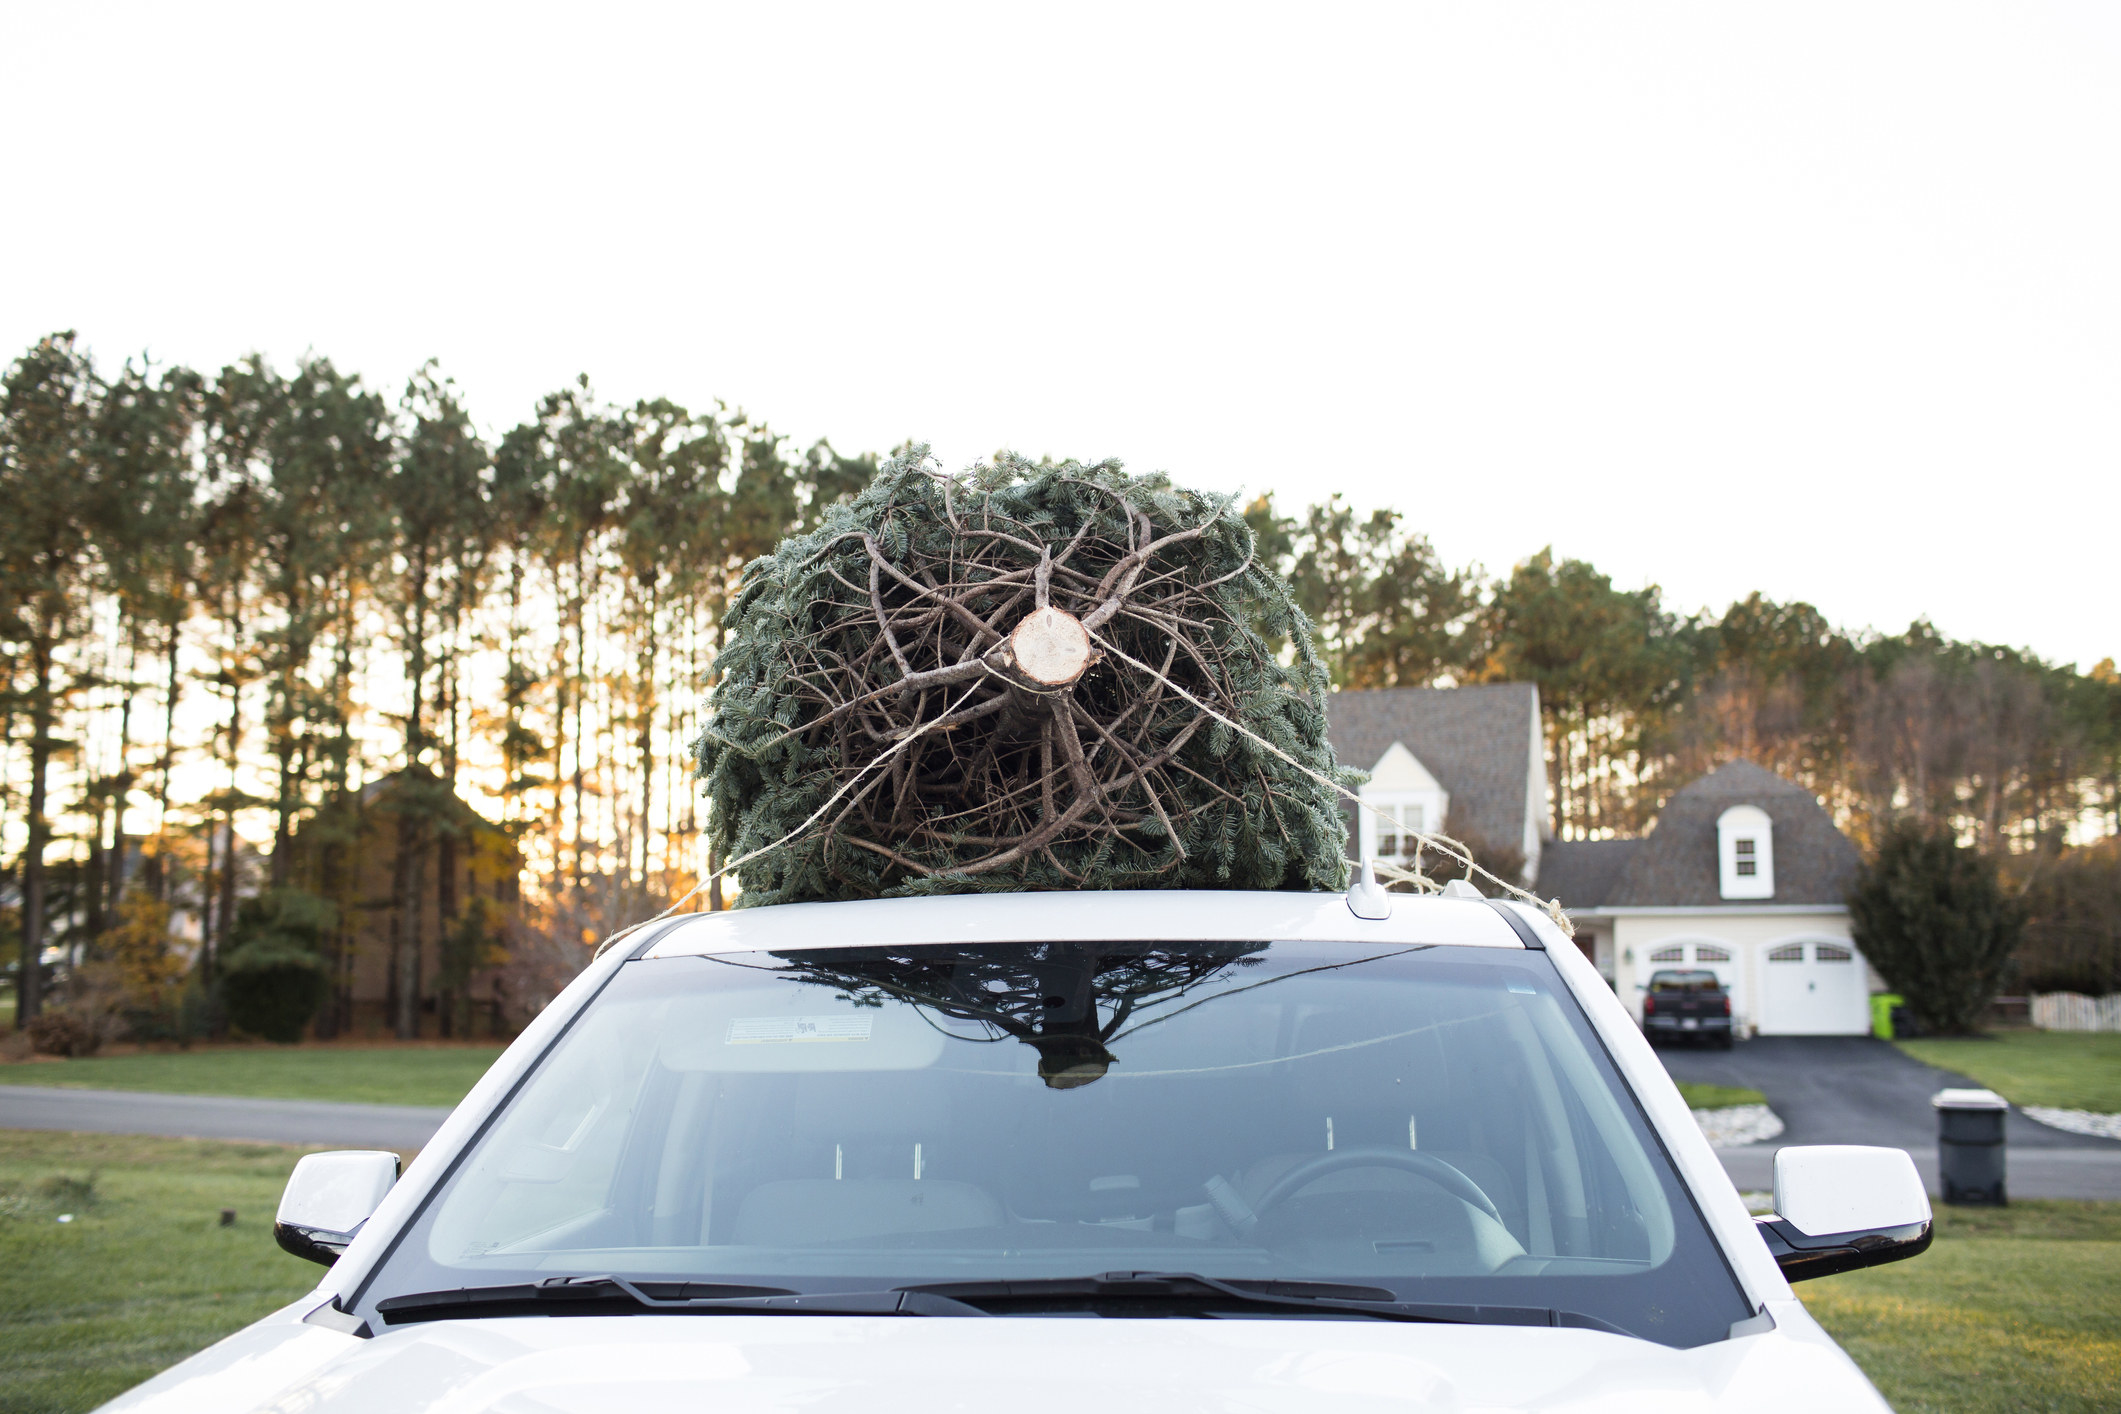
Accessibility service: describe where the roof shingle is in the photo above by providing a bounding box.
[1324,684,1540,853]
[1604,759,1858,907]
[1534,838,1641,909]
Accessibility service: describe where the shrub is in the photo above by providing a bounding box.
[1850,820,2024,1034]
[218,889,337,1043]
[177,975,224,1044]
[1419,809,1527,891]
[56,959,149,1051]
[220,945,330,1044]
[27,1008,101,1057]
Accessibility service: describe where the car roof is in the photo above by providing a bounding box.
[641,889,1530,958]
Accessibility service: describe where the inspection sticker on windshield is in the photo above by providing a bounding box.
[727,1015,875,1045]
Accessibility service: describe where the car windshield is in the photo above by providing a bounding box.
[1649,971,1722,992]
[354,938,1750,1346]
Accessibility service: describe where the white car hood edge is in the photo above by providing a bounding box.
[100,1306,1887,1414]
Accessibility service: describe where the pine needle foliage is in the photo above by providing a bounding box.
[693,448,1356,906]
[1849,819,2025,1034]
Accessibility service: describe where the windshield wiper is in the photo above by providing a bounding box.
[376,1271,1631,1333]
[376,1276,988,1325]
[899,1271,1631,1332]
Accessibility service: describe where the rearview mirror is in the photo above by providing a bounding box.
[274,1150,401,1266]
[1756,1145,1932,1281]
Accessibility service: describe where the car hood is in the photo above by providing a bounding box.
[101,1307,1885,1414]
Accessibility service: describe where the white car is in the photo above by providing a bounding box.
[102,885,1932,1413]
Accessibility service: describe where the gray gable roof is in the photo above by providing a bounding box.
[1605,759,1859,907]
[1325,684,1540,853]
[1534,838,1641,909]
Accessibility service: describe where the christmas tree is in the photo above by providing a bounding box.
[694,448,1355,906]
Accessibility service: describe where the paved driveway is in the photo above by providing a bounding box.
[1659,1035,2121,1199]
[0,1085,450,1151]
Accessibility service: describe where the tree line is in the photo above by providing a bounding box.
[1249,496,2120,855]
[0,332,871,1037]
[4,330,2117,1037]
[1244,493,2120,996]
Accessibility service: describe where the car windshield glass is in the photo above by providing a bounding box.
[356,939,1750,1347]
[1649,971,1722,992]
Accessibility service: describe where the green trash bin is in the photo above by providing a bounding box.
[1872,993,1903,1039]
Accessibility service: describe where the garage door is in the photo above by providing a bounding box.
[1761,941,1869,1035]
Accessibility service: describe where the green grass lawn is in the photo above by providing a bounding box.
[1675,1081,1768,1109]
[0,1043,504,1108]
[1894,1031,2121,1112]
[0,1131,330,1414]
[1800,1199,2121,1414]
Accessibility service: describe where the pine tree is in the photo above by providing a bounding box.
[0,334,103,1025]
[383,369,490,1039]
[1849,821,2024,1034]
[91,359,204,909]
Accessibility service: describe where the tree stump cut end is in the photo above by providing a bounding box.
[1009,606,1093,688]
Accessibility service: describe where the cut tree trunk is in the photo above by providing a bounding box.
[390,807,428,1040]
[1003,606,1093,689]
[16,645,55,1027]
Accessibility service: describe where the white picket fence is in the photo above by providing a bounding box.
[2031,992,2121,1032]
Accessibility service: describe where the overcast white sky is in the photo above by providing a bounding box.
[4,2,2116,669]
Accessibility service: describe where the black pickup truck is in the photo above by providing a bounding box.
[1641,969,1734,1048]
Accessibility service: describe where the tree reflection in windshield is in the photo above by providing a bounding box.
[755,941,1269,1088]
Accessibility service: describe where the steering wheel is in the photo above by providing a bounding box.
[1252,1147,1506,1226]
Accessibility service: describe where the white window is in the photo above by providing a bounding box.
[1375,803,1426,861]
[1648,946,1685,963]
[1694,944,1731,963]
[1357,743,1450,869]
[1815,944,1853,963]
[1767,944,1804,963]
[1716,805,1775,900]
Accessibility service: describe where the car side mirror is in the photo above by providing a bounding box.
[1755,1145,1932,1282]
[275,1151,401,1266]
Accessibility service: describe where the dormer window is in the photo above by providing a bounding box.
[1376,803,1426,861]
[1716,804,1774,900]
[1358,742,1449,871]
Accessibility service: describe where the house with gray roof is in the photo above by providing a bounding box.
[1540,760,1875,1036]
[1325,683,1548,885]
[1326,683,1876,1036]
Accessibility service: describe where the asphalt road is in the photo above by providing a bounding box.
[0,1085,451,1150]
[1660,1034,2121,1199]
